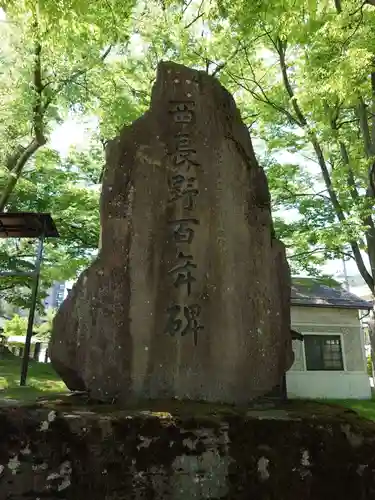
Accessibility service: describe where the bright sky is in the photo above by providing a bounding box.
[50,117,97,157]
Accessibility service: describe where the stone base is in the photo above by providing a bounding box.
[1,397,375,499]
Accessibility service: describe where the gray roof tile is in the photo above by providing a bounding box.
[291,277,372,310]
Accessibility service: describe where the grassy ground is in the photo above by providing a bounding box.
[0,355,67,401]
[325,398,375,422]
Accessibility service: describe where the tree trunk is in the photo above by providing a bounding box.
[0,37,47,211]
[0,139,45,211]
[276,35,375,296]
[33,342,41,361]
[367,313,375,392]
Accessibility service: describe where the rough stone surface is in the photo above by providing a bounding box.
[50,61,293,404]
[1,399,375,499]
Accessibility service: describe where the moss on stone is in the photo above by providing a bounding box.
[1,399,375,499]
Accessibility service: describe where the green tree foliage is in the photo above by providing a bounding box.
[0,143,101,309]
[119,0,375,295]
[0,0,138,309]
[3,314,28,338]
[207,0,375,295]
[34,307,56,341]
[2,0,375,308]
[0,0,136,210]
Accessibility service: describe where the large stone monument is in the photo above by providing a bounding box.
[49,61,294,404]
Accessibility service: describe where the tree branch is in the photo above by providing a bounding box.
[0,33,47,210]
[181,0,194,16]
[226,69,300,126]
[310,134,372,289]
[350,1,367,16]
[357,96,373,158]
[1,33,112,212]
[212,32,274,78]
[338,140,360,200]
[335,137,375,283]
[354,94,375,289]
[325,100,362,203]
[288,245,362,263]
[277,186,332,203]
[211,41,244,77]
[32,41,46,144]
[334,0,342,13]
[336,117,359,129]
[184,0,204,29]
[44,44,113,111]
[370,161,375,196]
[288,247,326,260]
[277,36,374,292]
[277,38,307,126]
[331,0,375,290]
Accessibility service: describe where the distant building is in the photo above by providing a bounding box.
[334,271,374,367]
[287,278,372,400]
[0,281,67,334]
[43,282,66,309]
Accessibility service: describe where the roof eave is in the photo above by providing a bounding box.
[291,301,372,311]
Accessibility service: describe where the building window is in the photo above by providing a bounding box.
[55,291,64,308]
[304,335,344,371]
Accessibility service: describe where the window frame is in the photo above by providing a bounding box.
[301,332,346,372]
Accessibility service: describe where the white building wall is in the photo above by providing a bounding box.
[286,371,371,399]
[287,306,371,400]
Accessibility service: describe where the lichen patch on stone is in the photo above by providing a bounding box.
[46,472,61,481]
[357,464,368,476]
[7,455,20,475]
[341,424,364,448]
[20,443,31,455]
[182,437,198,450]
[44,460,73,493]
[32,462,48,472]
[301,449,311,467]
[137,436,154,450]
[58,476,71,491]
[47,410,57,422]
[257,456,270,481]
